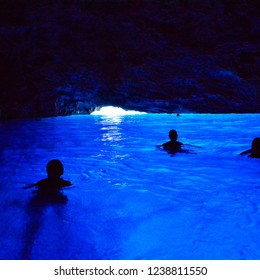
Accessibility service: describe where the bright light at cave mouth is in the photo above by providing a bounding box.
[91,106,147,116]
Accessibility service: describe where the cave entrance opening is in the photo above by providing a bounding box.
[90,106,146,117]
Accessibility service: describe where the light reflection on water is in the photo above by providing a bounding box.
[0,113,259,260]
[100,116,124,143]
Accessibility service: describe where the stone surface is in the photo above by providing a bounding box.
[0,0,259,120]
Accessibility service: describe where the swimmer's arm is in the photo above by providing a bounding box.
[156,144,166,150]
[64,182,72,187]
[58,180,73,189]
[22,183,37,190]
[183,143,202,148]
[240,149,251,155]
[156,141,169,148]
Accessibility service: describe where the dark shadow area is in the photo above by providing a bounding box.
[21,192,68,260]
[21,159,71,259]
[0,1,259,120]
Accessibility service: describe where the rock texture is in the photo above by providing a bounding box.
[0,0,259,120]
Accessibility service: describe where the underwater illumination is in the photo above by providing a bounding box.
[91,106,147,116]
[0,113,259,260]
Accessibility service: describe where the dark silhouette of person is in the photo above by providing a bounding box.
[240,137,260,158]
[21,159,70,259]
[21,159,71,259]
[157,129,184,154]
[23,159,72,194]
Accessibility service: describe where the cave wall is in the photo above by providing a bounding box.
[0,0,259,119]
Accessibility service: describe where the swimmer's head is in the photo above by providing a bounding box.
[169,129,178,141]
[46,159,64,179]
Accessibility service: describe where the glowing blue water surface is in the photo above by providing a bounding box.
[0,113,259,259]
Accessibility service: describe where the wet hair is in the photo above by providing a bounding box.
[169,129,178,141]
[251,137,260,157]
[46,159,64,178]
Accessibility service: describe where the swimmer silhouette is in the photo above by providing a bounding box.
[156,129,201,154]
[240,138,260,158]
[157,129,183,154]
[23,159,72,194]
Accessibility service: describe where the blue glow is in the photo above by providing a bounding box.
[0,113,259,259]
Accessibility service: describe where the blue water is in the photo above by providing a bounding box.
[0,113,259,260]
